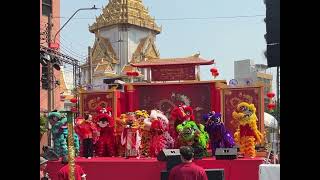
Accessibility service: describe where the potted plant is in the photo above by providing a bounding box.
[40,114,48,141]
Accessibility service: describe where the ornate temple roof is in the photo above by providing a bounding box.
[89,0,161,34]
[130,56,215,68]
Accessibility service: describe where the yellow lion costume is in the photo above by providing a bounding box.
[233,102,263,157]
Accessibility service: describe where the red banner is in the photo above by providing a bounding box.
[130,82,221,123]
[151,65,195,81]
[222,87,264,135]
[80,92,114,117]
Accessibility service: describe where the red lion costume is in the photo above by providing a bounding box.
[145,110,174,157]
[170,104,197,143]
[94,106,116,157]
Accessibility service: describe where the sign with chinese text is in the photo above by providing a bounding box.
[151,65,195,81]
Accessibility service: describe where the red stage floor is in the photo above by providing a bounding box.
[46,157,264,180]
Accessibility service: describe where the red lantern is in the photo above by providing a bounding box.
[267,92,275,99]
[210,67,219,78]
[71,107,78,113]
[70,98,77,104]
[132,72,139,77]
[267,103,276,110]
[127,71,139,77]
[210,67,218,73]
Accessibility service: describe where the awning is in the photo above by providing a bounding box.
[264,112,278,129]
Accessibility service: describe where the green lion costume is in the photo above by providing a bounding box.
[176,120,209,158]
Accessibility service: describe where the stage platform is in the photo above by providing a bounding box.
[46,157,264,180]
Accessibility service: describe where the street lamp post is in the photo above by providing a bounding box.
[49,5,98,49]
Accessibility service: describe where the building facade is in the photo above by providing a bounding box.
[234,59,273,107]
[40,0,63,112]
[81,0,161,86]
[40,0,67,153]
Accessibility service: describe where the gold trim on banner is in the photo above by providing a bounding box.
[67,122,75,180]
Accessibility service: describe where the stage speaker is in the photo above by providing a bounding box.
[42,146,59,161]
[160,169,225,180]
[157,149,180,161]
[215,148,237,160]
[157,149,182,171]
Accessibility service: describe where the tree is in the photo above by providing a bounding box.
[40,114,48,140]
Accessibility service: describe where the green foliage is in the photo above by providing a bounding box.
[40,115,48,135]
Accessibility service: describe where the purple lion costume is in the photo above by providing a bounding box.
[203,111,235,155]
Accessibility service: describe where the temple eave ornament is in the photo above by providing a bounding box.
[89,21,161,34]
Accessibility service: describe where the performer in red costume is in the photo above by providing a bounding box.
[146,110,174,157]
[170,104,197,145]
[75,114,98,159]
[94,106,116,157]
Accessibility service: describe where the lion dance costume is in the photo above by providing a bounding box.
[144,110,174,157]
[170,104,197,145]
[135,110,151,157]
[94,106,116,157]
[232,102,263,157]
[48,111,80,158]
[120,112,142,158]
[203,111,235,155]
[176,120,209,158]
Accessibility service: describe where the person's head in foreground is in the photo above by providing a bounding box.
[60,156,87,180]
[180,146,194,163]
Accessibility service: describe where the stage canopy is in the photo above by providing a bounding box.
[264,112,278,129]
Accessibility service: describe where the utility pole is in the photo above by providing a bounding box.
[47,13,54,146]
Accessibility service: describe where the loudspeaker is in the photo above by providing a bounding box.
[266,43,280,67]
[42,146,59,161]
[157,149,182,171]
[157,149,180,161]
[160,169,225,180]
[215,148,237,160]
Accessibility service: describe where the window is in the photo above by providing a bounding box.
[42,0,52,16]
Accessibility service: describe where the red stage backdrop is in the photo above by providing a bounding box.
[221,86,264,135]
[127,81,224,123]
[79,90,124,120]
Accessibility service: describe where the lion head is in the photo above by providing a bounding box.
[232,102,257,125]
[176,121,209,149]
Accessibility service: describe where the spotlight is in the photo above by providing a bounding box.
[51,57,62,71]
[40,52,50,66]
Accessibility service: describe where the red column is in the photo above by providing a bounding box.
[126,84,135,112]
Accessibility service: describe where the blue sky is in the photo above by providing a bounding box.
[59,0,277,90]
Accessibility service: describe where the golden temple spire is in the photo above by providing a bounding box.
[89,0,161,34]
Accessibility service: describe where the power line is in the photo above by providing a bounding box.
[58,38,87,58]
[60,34,91,49]
[56,39,87,62]
[52,14,265,21]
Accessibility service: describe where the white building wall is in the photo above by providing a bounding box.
[98,25,153,75]
[128,26,151,62]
